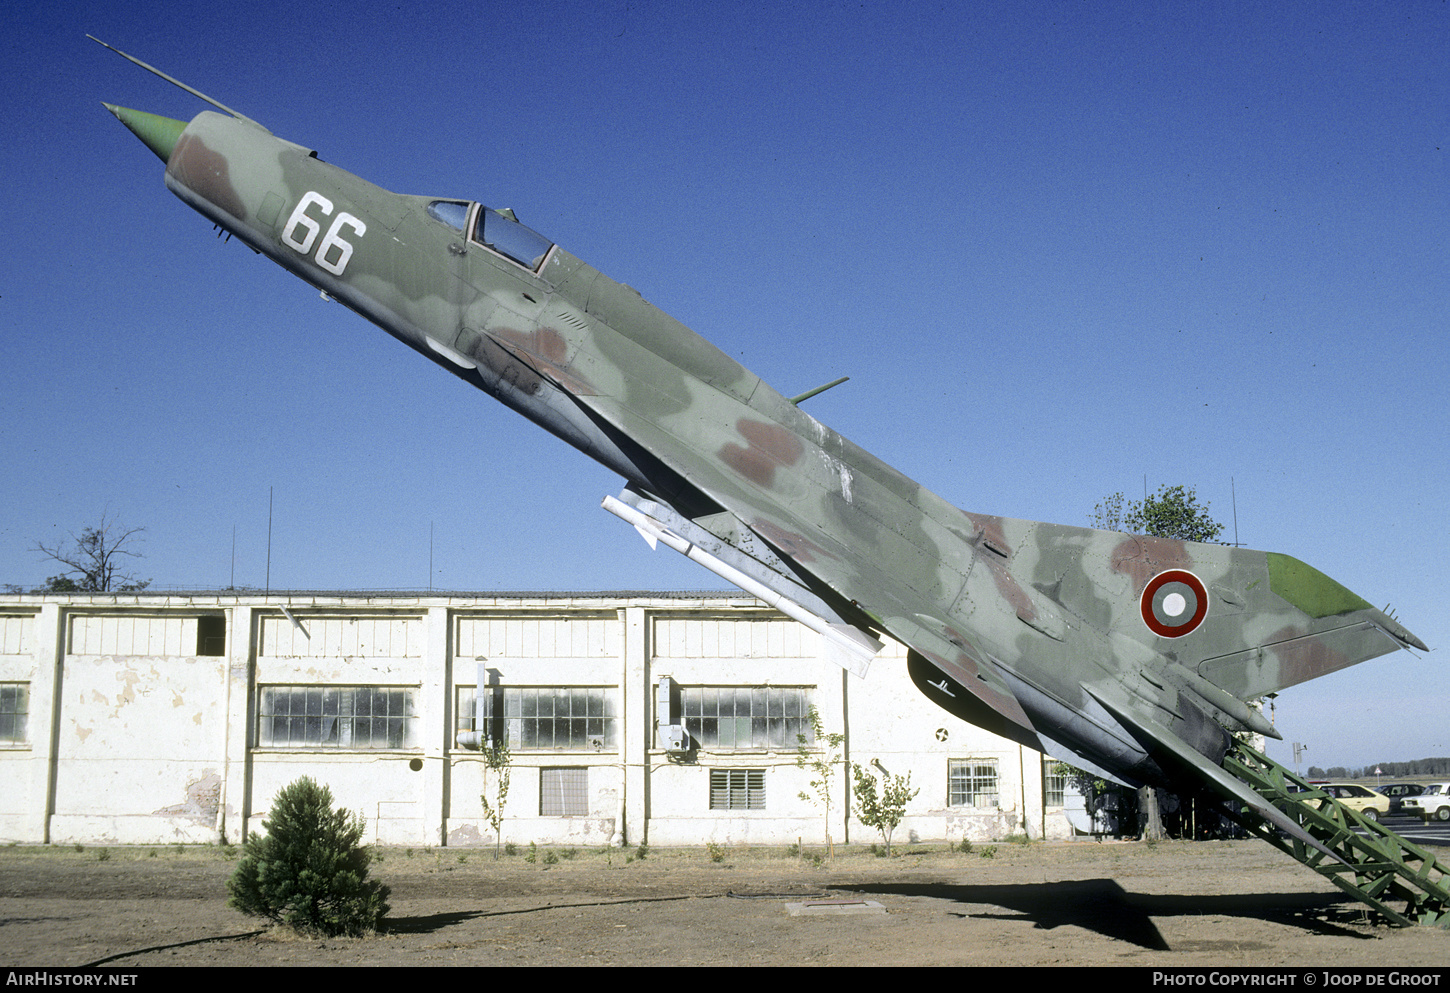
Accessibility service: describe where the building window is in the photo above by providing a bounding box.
[541,767,589,816]
[680,686,811,750]
[460,686,618,752]
[710,768,765,810]
[197,615,226,656]
[258,686,416,749]
[0,683,28,745]
[1044,762,1067,807]
[948,759,999,808]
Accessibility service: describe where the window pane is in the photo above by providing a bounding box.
[680,687,813,750]
[0,683,28,744]
[948,759,999,807]
[426,200,470,232]
[258,685,415,749]
[495,687,618,751]
[474,208,553,270]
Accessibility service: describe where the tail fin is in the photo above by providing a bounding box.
[1103,533,1425,702]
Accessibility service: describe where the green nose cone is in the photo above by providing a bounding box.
[103,104,187,163]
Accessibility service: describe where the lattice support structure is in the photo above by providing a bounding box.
[1221,741,1450,927]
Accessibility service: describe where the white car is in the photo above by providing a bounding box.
[1402,783,1450,822]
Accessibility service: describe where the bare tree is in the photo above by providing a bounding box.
[31,515,151,592]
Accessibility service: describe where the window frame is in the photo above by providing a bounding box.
[459,685,619,753]
[468,204,556,273]
[0,682,28,746]
[948,758,1000,809]
[256,685,418,751]
[676,685,813,752]
[1044,761,1067,808]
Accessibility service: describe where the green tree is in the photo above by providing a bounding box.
[850,761,919,856]
[30,515,151,592]
[479,738,513,859]
[226,776,390,936]
[1091,485,1224,544]
[796,706,845,856]
[1090,492,1127,532]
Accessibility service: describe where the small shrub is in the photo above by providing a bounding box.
[705,842,726,863]
[850,762,919,856]
[559,847,577,860]
[542,850,559,865]
[524,842,537,864]
[978,845,997,859]
[634,843,649,861]
[504,842,518,856]
[956,838,974,855]
[95,848,110,862]
[226,776,390,937]
[785,842,800,858]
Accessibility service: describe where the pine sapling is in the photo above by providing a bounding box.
[226,776,390,936]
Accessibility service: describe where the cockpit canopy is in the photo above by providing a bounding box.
[426,200,553,272]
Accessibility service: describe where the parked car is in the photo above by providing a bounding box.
[1403,783,1450,822]
[1320,783,1390,822]
[1375,782,1427,814]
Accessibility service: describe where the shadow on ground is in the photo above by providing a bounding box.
[838,879,1371,950]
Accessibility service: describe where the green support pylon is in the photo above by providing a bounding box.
[1221,741,1450,927]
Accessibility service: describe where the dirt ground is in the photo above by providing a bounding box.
[1,839,1448,968]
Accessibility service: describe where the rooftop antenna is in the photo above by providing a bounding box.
[265,486,273,594]
[1231,477,1242,547]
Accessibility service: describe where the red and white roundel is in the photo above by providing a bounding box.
[1140,569,1209,638]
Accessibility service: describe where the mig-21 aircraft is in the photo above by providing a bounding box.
[97,38,1425,849]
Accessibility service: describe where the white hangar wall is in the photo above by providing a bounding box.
[0,593,1072,847]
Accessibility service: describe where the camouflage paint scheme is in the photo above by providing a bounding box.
[101,45,1425,836]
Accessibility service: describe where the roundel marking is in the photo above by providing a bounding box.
[1140,569,1209,638]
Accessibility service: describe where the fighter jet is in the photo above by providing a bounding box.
[98,39,1425,843]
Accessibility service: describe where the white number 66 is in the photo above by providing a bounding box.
[282,191,367,276]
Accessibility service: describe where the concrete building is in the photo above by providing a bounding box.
[0,591,1072,848]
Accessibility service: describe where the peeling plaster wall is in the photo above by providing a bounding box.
[50,653,226,844]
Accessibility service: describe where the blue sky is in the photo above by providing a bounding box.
[1,1,1445,771]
